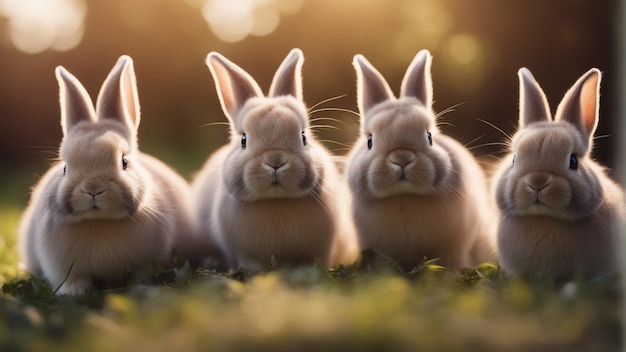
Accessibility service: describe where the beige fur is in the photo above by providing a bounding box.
[492,67,625,279]
[192,49,358,270]
[346,50,496,271]
[18,56,206,295]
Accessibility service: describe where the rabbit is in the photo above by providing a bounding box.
[192,48,359,271]
[18,55,209,295]
[345,49,496,271]
[492,67,625,280]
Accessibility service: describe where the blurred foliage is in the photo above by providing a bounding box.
[0,208,19,284]
[0,207,622,351]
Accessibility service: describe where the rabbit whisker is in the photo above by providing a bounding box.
[26,145,58,150]
[26,145,58,153]
[309,124,341,131]
[477,119,513,142]
[45,157,64,165]
[309,193,332,218]
[593,134,610,141]
[317,139,353,149]
[468,141,510,150]
[198,121,230,129]
[330,147,350,155]
[437,175,466,202]
[497,201,517,219]
[304,179,332,215]
[136,205,164,227]
[435,102,467,119]
[330,147,352,154]
[309,116,346,125]
[308,94,348,111]
[436,121,456,128]
[463,135,484,150]
[27,151,60,159]
[309,107,360,118]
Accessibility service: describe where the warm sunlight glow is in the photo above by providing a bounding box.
[442,33,486,94]
[199,0,304,43]
[0,0,305,52]
[397,0,452,50]
[0,0,86,54]
[446,34,480,65]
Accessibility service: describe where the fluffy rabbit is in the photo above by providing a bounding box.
[345,50,495,271]
[493,67,625,280]
[18,56,205,295]
[192,49,358,270]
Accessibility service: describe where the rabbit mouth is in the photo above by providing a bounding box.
[84,192,107,212]
[242,157,316,200]
[516,199,573,220]
[69,207,129,221]
[65,192,131,220]
[268,179,286,191]
[516,206,572,221]
[254,186,306,200]
[375,169,435,196]
[372,180,434,198]
[525,202,552,213]
[517,193,556,213]
[513,174,571,218]
[262,176,312,198]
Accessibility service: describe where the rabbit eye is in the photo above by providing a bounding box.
[241,133,247,149]
[367,134,373,150]
[301,131,307,146]
[569,154,578,170]
[122,155,128,170]
[427,131,433,146]
[63,164,67,175]
[512,154,516,165]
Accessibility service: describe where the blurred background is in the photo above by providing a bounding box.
[0,0,621,208]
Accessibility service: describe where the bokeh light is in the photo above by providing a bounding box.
[442,33,486,94]
[402,0,452,48]
[0,0,305,53]
[446,34,481,65]
[0,0,86,54]
[198,0,304,43]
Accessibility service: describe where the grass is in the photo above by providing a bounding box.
[0,206,622,352]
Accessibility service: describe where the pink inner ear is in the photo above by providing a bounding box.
[121,63,139,128]
[207,53,264,124]
[579,73,599,135]
[214,68,237,116]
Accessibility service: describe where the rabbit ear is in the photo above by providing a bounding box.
[269,48,304,100]
[399,49,433,107]
[554,68,601,147]
[353,54,395,117]
[206,52,263,124]
[518,68,551,128]
[95,55,141,132]
[55,66,97,136]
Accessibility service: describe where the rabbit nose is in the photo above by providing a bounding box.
[262,151,288,170]
[389,149,416,168]
[525,173,553,192]
[87,190,105,198]
[82,181,107,197]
